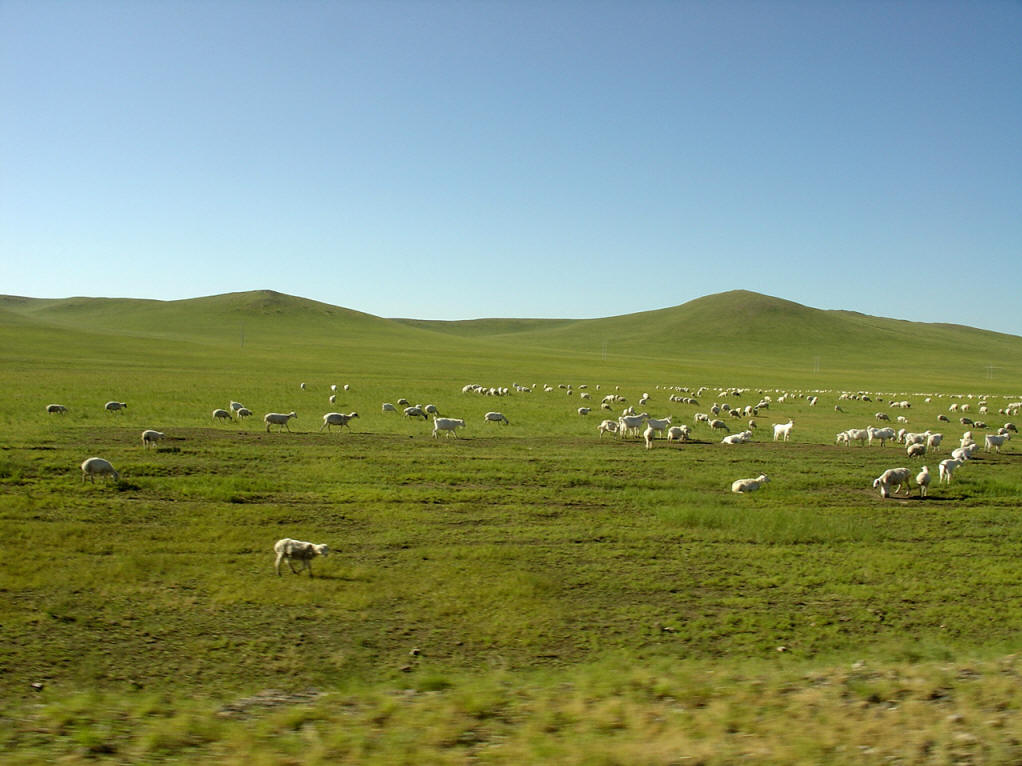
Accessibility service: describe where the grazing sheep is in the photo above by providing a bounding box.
[875,412,890,422]
[984,433,1010,453]
[212,408,233,423]
[873,467,911,498]
[229,401,245,413]
[1004,422,1018,433]
[264,411,298,432]
[46,404,69,415]
[597,419,619,437]
[645,416,672,437]
[81,456,119,483]
[141,429,165,449]
[328,394,336,405]
[666,425,690,442]
[105,401,127,413]
[424,404,441,416]
[432,416,466,439]
[926,432,943,452]
[868,427,896,447]
[937,414,951,423]
[708,418,730,433]
[916,466,931,497]
[381,402,398,413]
[939,458,964,484]
[952,442,978,461]
[907,442,926,458]
[397,398,410,406]
[236,407,253,420]
[731,474,769,493]
[300,382,307,391]
[772,420,794,441]
[273,538,329,577]
[403,406,428,421]
[578,407,591,416]
[484,411,509,425]
[320,411,358,432]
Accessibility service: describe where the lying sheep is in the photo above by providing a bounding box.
[81,456,119,483]
[264,411,298,432]
[320,411,359,432]
[731,474,769,493]
[872,467,911,498]
[273,538,329,577]
[141,429,165,449]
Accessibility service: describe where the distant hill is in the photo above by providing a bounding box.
[2,289,1020,390]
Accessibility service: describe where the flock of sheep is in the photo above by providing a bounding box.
[55,383,1019,574]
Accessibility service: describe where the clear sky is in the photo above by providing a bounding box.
[2,1,1020,334]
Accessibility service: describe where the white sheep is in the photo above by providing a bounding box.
[403,406,428,421]
[46,404,69,415]
[939,457,964,484]
[666,425,690,442]
[618,413,649,438]
[951,443,978,461]
[906,442,926,458]
[329,394,336,405]
[643,424,656,450]
[212,408,233,423]
[731,474,769,493]
[985,433,1011,453]
[229,401,245,413]
[484,411,509,425]
[382,402,398,413]
[873,467,911,498]
[81,456,119,483]
[916,466,931,497]
[432,416,466,439]
[708,418,730,433]
[236,407,253,420]
[578,407,591,416]
[721,431,753,445]
[868,426,896,447]
[264,411,298,432]
[141,429,165,449]
[772,420,794,441]
[105,401,127,413]
[320,411,359,432]
[597,419,619,437]
[645,416,672,437]
[273,538,329,577]
[926,432,943,452]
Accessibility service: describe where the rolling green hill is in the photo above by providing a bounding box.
[2,289,1020,391]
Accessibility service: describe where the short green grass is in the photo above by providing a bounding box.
[2,291,1022,763]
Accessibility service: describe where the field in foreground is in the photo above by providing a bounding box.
[3,292,1022,763]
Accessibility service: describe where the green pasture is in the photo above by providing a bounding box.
[2,291,1022,763]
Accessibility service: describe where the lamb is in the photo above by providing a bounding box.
[105,401,127,413]
[666,425,690,442]
[721,431,753,445]
[926,432,943,452]
[708,418,730,433]
[597,419,619,437]
[872,467,911,498]
[484,411,509,425]
[916,466,931,497]
[264,411,298,432]
[381,402,398,413]
[844,428,869,446]
[984,432,1010,453]
[731,474,769,493]
[229,401,245,413]
[320,411,359,432]
[46,404,69,415]
[772,420,794,441]
[141,429,165,449]
[618,413,650,438]
[273,538,329,577]
[952,443,978,461]
[939,458,964,484]
[868,427,896,447]
[212,408,233,423]
[432,416,466,439]
[81,456,119,483]
[403,406,428,421]
[906,442,926,458]
[643,424,656,450]
[236,407,253,420]
[645,416,672,437]
[577,407,591,416]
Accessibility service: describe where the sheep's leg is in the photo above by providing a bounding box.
[288,559,299,574]
[275,553,285,576]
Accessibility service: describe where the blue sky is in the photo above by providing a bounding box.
[2,1,1020,334]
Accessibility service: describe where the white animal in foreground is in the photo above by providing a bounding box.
[643,424,656,450]
[868,427,896,447]
[872,467,911,498]
[273,538,329,577]
[484,411,509,425]
[433,416,466,438]
[916,466,931,497]
[81,457,119,483]
[984,433,1011,453]
[666,425,690,442]
[939,458,964,484]
[212,408,233,423]
[46,404,69,414]
[141,429,165,449]
[264,411,298,432]
[578,407,591,416]
[721,431,753,445]
[731,474,769,493]
[906,442,926,458]
[773,420,794,441]
[229,401,245,413]
[403,406,428,421]
[597,419,619,437]
[105,401,127,413]
[320,411,358,432]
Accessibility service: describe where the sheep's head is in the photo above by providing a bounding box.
[313,544,329,557]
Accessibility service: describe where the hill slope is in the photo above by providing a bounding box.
[3,289,1021,390]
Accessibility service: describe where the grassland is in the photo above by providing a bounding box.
[2,290,1022,764]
